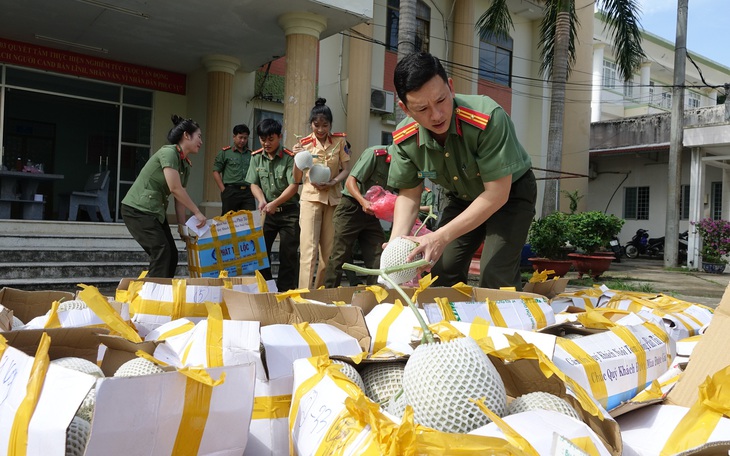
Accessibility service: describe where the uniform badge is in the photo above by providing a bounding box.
[417,171,437,179]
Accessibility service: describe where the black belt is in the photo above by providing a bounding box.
[274,204,298,213]
[225,183,248,190]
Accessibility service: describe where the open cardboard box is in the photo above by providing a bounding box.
[222,287,372,456]
[522,277,570,299]
[0,287,75,326]
[615,284,730,455]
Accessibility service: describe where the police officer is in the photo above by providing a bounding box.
[418,186,436,230]
[213,124,255,214]
[245,118,301,292]
[387,52,537,290]
[323,145,393,288]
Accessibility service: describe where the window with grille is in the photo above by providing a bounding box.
[680,185,690,220]
[479,33,513,87]
[623,79,635,99]
[649,81,655,104]
[686,91,701,108]
[603,60,617,89]
[624,186,650,220]
[661,91,672,109]
[386,0,431,53]
[712,181,723,220]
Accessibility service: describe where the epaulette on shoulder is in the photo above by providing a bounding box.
[252,148,264,155]
[424,187,431,192]
[455,106,490,130]
[299,136,315,146]
[222,145,232,151]
[283,148,295,157]
[331,132,347,137]
[374,148,388,156]
[392,121,419,145]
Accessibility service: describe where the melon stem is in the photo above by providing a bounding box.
[343,260,435,344]
[412,206,437,237]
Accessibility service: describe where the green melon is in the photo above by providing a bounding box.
[66,416,91,456]
[508,391,581,420]
[360,362,406,404]
[113,358,164,377]
[331,360,365,392]
[379,237,422,285]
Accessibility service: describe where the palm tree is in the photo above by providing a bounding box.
[476,0,644,215]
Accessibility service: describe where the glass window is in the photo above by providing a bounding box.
[602,60,616,89]
[623,78,635,100]
[680,184,690,220]
[479,33,513,87]
[624,186,650,220]
[686,91,701,109]
[123,87,153,107]
[6,67,120,101]
[712,181,723,220]
[121,106,152,145]
[386,0,431,53]
[661,91,672,110]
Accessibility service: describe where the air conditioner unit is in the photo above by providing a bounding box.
[370,88,395,114]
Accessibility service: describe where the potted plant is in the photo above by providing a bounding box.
[527,211,574,277]
[693,217,730,274]
[568,211,625,279]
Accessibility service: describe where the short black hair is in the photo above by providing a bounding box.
[167,115,200,144]
[256,118,282,137]
[393,52,449,105]
[233,124,250,135]
[308,97,333,124]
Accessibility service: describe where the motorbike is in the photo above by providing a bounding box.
[624,229,688,260]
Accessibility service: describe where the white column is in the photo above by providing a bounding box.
[688,147,705,269]
[591,44,605,122]
[640,61,651,105]
[723,169,730,220]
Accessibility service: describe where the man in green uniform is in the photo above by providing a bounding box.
[323,145,393,288]
[418,186,436,230]
[245,118,301,292]
[213,124,255,214]
[387,52,537,290]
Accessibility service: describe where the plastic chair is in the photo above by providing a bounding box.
[60,170,112,222]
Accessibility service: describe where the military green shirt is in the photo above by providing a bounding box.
[343,145,393,198]
[213,145,251,185]
[387,94,532,201]
[419,187,435,219]
[245,146,299,206]
[122,144,190,223]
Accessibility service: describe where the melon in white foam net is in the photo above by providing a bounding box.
[361,361,406,404]
[294,151,314,170]
[402,336,507,433]
[113,357,165,377]
[385,389,408,419]
[52,357,105,422]
[508,391,581,420]
[66,416,91,456]
[378,237,423,285]
[308,163,331,184]
[331,360,365,392]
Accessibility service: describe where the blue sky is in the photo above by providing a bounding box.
[636,0,730,68]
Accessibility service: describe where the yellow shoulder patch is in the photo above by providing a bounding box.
[392,121,419,145]
[299,136,315,146]
[283,148,295,157]
[252,148,264,155]
[455,106,490,130]
[331,132,347,137]
[222,145,232,151]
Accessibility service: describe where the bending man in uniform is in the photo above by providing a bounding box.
[387,52,536,290]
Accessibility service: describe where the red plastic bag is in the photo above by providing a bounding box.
[364,185,397,222]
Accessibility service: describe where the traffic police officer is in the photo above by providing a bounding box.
[213,124,255,214]
[323,145,393,288]
[245,118,302,292]
[387,52,537,290]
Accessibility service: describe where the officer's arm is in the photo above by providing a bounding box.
[271,183,299,208]
[212,170,225,192]
[250,184,267,210]
[164,167,205,227]
[390,185,422,240]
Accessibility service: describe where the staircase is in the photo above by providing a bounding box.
[0,220,189,292]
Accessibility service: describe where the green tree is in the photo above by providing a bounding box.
[476,0,644,216]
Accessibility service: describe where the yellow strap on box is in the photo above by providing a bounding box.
[372,301,403,353]
[294,322,328,357]
[158,321,195,341]
[255,270,269,292]
[486,299,507,327]
[451,282,473,297]
[611,326,647,395]
[205,302,224,367]
[79,284,142,343]
[8,332,51,456]
[0,334,6,357]
[521,298,547,329]
[428,321,466,342]
[365,285,388,303]
[44,301,61,329]
[252,394,292,420]
[434,297,457,322]
[556,338,609,409]
[411,273,436,303]
[469,317,490,341]
[135,350,169,367]
[172,368,225,456]
[471,398,539,456]
[569,437,601,456]
[661,365,730,456]
[171,279,186,321]
[277,288,309,303]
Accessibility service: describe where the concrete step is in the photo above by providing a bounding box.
[0,261,189,280]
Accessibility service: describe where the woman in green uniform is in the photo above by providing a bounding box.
[121,115,207,278]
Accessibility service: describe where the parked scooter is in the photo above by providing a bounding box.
[624,229,688,260]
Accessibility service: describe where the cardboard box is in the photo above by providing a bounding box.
[0,287,74,326]
[522,277,569,299]
[614,284,730,455]
[186,210,269,278]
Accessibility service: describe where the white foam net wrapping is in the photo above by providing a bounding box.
[66,416,91,456]
[508,392,581,420]
[113,358,165,377]
[361,362,406,404]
